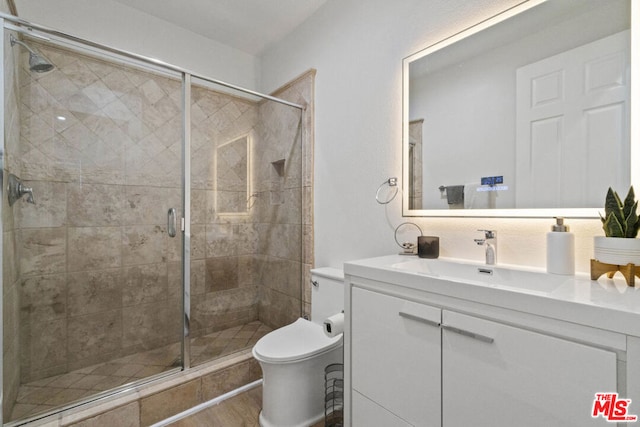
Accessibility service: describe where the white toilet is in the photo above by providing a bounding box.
[252,267,344,427]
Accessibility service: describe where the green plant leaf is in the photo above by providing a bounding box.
[604,187,624,225]
[625,200,639,237]
[623,186,636,219]
[603,212,625,237]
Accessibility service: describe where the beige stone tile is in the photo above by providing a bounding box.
[205,256,239,292]
[82,80,117,109]
[9,403,41,421]
[122,263,168,306]
[71,374,109,390]
[65,402,139,427]
[258,288,300,329]
[19,227,66,276]
[191,288,258,334]
[113,364,145,378]
[67,226,121,272]
[15,180,67,228]
[191,189,207,224]
[123,186,168,226]
[89,363,123,376]
[122,225,167,266]
[16,385,64,405]
[205,223,237,258]
[24,318,68,373]
[67,183,123,226]
[189,260,206,296]
[256,223,301,261]
[190,224,206,260]
[46,372,85,389]
[67,309,122,365]
[236,224,258,256]
[140,379,202,426]
[201,359,260,401]
[67,269,122,317]
[61,60,101,88]
[44,388,91,406]
[167,261,183,299]
[237,255,254,287]
[122,301,171,350]
[255,256,301,299]
[303,224,313,265]
[20,273,67,324]
[91,375,133,392]
[3,230,18,285]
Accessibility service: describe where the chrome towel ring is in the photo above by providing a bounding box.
[376,177,398,204]
[394,222,424,249]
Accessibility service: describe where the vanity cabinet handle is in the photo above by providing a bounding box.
[399,311,441,328]
[442,324,494,344]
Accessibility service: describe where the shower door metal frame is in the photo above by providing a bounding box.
[0,11,304,425]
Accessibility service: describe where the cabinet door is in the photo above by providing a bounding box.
[442,310,618,427]
[352,390,413,427]
[351,287,441,426]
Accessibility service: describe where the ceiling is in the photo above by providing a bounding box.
[110,0,327,55]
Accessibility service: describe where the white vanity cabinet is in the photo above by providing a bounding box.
[351,287,441,426]
[442,311,617,427]
[343,256,634,427]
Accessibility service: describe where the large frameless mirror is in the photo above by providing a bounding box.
[403,0,634,217]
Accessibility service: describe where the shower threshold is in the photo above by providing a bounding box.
[9,321,272,422]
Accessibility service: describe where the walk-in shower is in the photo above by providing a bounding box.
[1,13,310,426]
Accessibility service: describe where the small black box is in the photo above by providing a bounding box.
[418,236,439,259]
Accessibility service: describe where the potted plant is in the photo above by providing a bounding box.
[594,186,640,265]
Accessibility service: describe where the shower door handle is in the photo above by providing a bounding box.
[168,208,177,238]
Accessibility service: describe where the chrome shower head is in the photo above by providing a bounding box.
[10,34,54,73]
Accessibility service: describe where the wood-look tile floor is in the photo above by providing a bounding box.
[167,386,326,427]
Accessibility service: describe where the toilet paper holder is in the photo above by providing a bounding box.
[323,311,345,338]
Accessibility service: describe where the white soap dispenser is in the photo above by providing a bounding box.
[546,217,575,275]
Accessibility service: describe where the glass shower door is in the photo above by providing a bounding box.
[2,32,185,423]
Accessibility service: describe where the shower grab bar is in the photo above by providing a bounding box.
[168,208,177,238]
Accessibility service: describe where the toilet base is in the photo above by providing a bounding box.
[255,344,342,427]
[258,410,324,427]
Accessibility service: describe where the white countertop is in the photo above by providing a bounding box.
[344,255,640,337]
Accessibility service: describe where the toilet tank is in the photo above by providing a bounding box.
[310,267,344,323]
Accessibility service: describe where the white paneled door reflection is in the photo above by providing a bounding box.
[516,30,629,208]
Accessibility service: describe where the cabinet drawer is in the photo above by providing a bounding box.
[351,287,441,426]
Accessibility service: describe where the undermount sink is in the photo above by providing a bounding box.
[390,258,572,294]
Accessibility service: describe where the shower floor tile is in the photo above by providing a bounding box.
[9,321,272,422]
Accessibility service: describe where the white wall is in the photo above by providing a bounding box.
[259,0,605,273]
[11,0,259,89]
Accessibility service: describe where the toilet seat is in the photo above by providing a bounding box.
[253,318,342,363]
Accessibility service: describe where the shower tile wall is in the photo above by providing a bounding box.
[3,30,23,419]
[189,84,261,338]
[4,37,312,412]
[11,41,184,386]
[253,71,315,327]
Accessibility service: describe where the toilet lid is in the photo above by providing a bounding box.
[253,318,342,363]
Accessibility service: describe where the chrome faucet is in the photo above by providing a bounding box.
[474,229,497,265]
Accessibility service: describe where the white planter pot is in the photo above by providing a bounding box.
[593,236,640,265]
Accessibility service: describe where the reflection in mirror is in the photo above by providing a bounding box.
[403,0,632,217]
[216,135,250,213]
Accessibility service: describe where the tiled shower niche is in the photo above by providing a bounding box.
[3,33,313,423]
